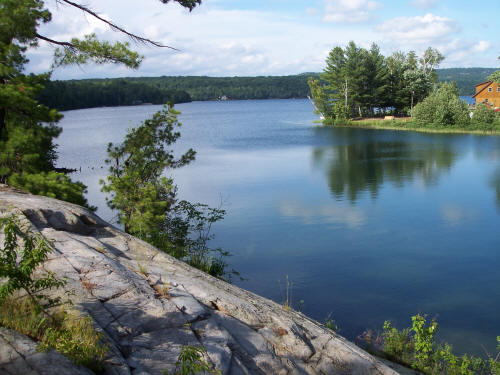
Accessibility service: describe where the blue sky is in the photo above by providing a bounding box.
[26,0,500,79]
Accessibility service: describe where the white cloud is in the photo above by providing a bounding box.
[323,0,382,23]
[376,13,460,45]
[410,0,438,9]
[429,38,496,67]
[305,7,319,15]
[23,0,498,78]
[472,40,491,53]
[27,1,367,78]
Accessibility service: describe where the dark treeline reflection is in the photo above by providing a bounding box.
[312,132,457,202]
[491,167,500,208]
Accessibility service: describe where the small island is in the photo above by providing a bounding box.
[308,42,500,134]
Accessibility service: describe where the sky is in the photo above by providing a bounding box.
[26,0,500,79]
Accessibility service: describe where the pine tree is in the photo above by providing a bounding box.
[0,0,201,205]
[363,43,389,115]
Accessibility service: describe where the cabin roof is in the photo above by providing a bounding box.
[472,80,495,98]
[474,80,493,87]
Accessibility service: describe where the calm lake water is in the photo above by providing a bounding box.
[56,99,500,355]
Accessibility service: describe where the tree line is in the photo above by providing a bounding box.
[308,41,446,119]
[37,68,495,111]
[38,79,192,110]
[436,67,497,96]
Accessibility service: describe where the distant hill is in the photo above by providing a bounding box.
[39,68,497,110]
[435,68,497,95]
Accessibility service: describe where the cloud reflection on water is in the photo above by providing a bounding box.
[279,201,365,228]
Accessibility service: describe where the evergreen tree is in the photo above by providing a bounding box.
[100,105,231,279]
[312,43,444,120]
[307,77,332,118]
[363,43,389,115]
[321,46,347,104]
[343,41,367,117]
[0,0,201,205]
[101,105,195,236]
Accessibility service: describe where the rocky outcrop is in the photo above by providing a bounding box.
[0,187,401,375]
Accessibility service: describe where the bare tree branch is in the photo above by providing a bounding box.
[35,33,76,50]
[55,0,179,51]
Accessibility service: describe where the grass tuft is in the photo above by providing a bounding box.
[0,296,107,372]
[137,262,149,276]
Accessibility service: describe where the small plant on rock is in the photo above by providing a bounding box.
[0,214,66,312]
[324,312,339,332]
[171,345,221,375]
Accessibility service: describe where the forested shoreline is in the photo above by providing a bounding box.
[38,68,496,111]
[38,80,192,110]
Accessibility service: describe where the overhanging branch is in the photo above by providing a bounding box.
[35,33,76,50]
[56,0,179,51]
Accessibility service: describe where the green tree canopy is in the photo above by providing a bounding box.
[310,42,444,121]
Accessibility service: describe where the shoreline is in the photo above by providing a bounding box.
[322,119,500,136]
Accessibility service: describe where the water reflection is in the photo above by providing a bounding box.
[312,140,457,202]
[279,201,365,228]
[491,167,500,208]
[439,205,477,226]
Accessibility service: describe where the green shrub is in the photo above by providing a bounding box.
[412,83,470,127]
[7,171,94,210]
[382,320,414,365]
[472,104,496,124]
[377,314,500,374]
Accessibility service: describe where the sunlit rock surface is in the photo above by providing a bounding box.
[0,186,401,375]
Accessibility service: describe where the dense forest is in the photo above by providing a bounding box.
[38,68,496,110]
[38,80,192,110]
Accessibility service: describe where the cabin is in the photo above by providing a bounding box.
[472,81,500,108]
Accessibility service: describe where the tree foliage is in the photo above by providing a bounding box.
[311,41,444,120]
[7,171,94,208]
[101,104,195,234]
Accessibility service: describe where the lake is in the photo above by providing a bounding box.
[56,99,500,355]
